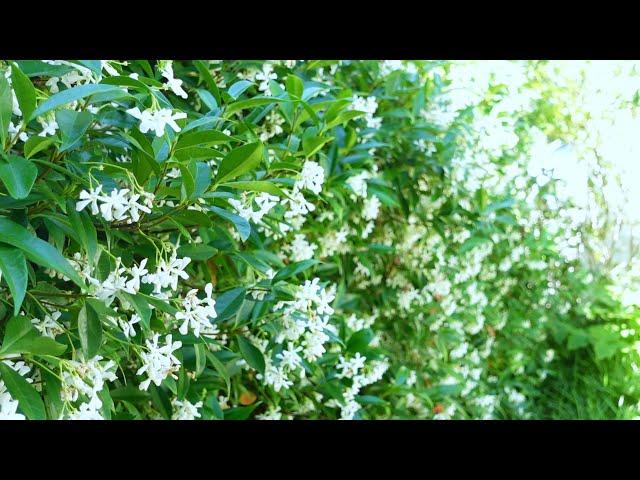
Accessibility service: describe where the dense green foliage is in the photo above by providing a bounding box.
[0,59,637,420]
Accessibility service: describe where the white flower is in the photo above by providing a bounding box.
[136,334,183,391]
[362,195,381,221]
[256,405,283,420]
[126,107,187,137]
[142,251,191,293]
[176,283,218,337]
[336,353,367,379]
[125,259,149,294]
[98,188,130,222]
[255,64,277,95]
[346,171,371,198]
[276,342,303,372]
[76,185,103,215]
[60,356,118,409]
[349,95,381,129]
[0,387,25,420]
[160,61,188,99]
[125,192,153,223]
[38,117,59,137]
[171,398,203,420]
[67,402,104,420]
[450,341,469,360]
[119,314,141,338]
[32,311,64,338]
[288,234,317,262]
[295,161,325,195]
[262,363,293,392]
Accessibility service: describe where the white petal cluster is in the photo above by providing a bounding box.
[171,398,203,419]
[136,334,183,391]
[76,184,154,223]
[255,63,277,95]
[160,61,188,99]
[229,192,279,224]
[295,161,325,195]
[176,283,218,337]
[287,233,317,262]
[126,107,187,137]
[346,171,372,198]
[60,356,118,411]
[142,251,191,294]
[31,310,64,338]
[0,382,25,420]
[349,95,381,129]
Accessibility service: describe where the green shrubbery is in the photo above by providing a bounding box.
[0,59,637,420]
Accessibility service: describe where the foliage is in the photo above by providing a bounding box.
[0,59,637,420]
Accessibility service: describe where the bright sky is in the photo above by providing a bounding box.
[535,61,640,223]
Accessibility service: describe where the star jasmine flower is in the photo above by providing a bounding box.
[31,311,64,338]
[171,398,203,420]
[160,62,188,99]
[98,188,130,222]
[38,117,59,137]
[125,259,149,294]
[0,383,25,420]
[119,314,141,338]
[125,192,152,223]
[127,107,187,137]
[136,334,183,391]
[255,64,277,95]
[76,185,103,215]
[176,283,218,337]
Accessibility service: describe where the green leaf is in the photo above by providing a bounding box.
[0,316,66,356]
[221,180,286,197]
[209,205,251,242]
[0,245,27,316]
[149,384,172,419]
[118,292,151,329]
[101,75,151,93]
[194,60,222,106]
[215,142,263,185]
[175,129,234,150]
[227,80,253,99]
[10,63,37,122]
[224,403,259,420]
[0,362,46,419]
[194,343,207,377]
[286,74,304,98]
[302,128,334,157]
[0,74,11,148]
[69,204,98,265]
[55,109,93,151]
[206,393,224,419]
[347,328,375,353]
[78,302,102,358]
[205,351,230,395]
[0,315,34,354]
[24,136,54,159]
[214,287,246,321]
[0,154,38,199]
[177,243,217,261]
[0,217,85,287]
[182,160,211,200]
[326,110,365,129]
[30,83,123,121]
[225,96,285,115]
[236,335,265,375]
[272,259,318,283]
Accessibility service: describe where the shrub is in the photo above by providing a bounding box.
[0,59,635,420]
